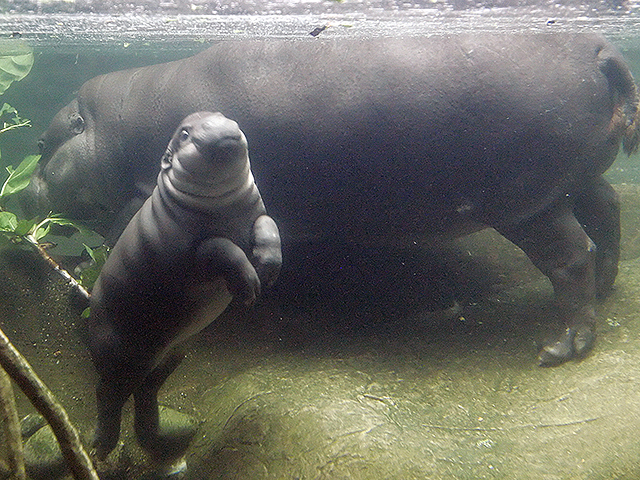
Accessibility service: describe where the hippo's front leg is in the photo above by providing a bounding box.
[195,237,261,305]
[497,202,597,367]
[251,215,282,288]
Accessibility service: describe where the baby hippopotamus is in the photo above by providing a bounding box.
[85,112,282,463]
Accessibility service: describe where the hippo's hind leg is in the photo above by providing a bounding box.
[133,351,194,462]
[93,372,136,460]
[88,320,141,460]
[496,200,597,367]
[573,175,620,299]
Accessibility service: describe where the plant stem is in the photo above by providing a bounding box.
[0,121,30,135]
[24,234,90,302]
[0,328,99,480]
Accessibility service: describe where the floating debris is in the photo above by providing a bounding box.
[309,25,329,37]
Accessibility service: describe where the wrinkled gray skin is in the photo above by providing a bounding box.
[86,112,282,461]
[31,35,640,367]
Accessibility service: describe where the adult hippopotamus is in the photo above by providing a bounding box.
[86,112,281,463]
[30,34,639,367]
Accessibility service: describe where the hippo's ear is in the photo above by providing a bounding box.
[70,113,85,135]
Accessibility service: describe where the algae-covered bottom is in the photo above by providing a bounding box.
[2,181,640,479]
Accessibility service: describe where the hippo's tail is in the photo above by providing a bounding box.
[622,88,640,156]
[598,47,640,155]
[623,100,640,155]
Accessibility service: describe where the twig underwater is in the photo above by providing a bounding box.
[0,366,26,480]
[0,328,99,480]
[0,38,99,479]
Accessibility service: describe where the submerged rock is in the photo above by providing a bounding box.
[23,425,66,480]
[20,413,46,439]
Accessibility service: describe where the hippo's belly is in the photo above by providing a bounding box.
[152,277,233,368]
[246,115,592,246]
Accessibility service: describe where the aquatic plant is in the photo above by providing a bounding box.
[0,39,106,296]
[0,118,96,300]
[0,40,99,480]
[0,38,101,297]
[0,328,99,480]
[0,39,33,96]
[0,139,100,479]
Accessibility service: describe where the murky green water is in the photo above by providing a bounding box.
[2,5,640,479]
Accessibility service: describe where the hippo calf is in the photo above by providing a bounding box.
[86,112,281,462]
[31,34,640,366]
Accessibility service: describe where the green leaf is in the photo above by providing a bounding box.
[80,244,109,290]
[44,215,92,236]
[0,154,40,199]
[0,103,17,117]
[0,103,31,135]
[84,243,96,260]
[84,244,109,264]
[13,217,36,236]
[0,211,17,231]
[0,40,34,95]
[81,307,91,319]
[33,223,50,241]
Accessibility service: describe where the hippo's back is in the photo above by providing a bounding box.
[163,35,632,243]
[48,34,638,245]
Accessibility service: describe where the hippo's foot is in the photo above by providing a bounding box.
[138,406,198,465]
[538,325,595,367]
[90,441,131,478]
[92,422,122,461]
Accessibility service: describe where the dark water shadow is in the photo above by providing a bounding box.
[200,234,555,362]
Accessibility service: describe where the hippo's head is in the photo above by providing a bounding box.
[23,94,122,231]
[24,77,172,237]
[35,98,93,213]
[160,112,251,200]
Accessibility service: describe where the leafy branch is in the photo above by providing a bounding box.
[0,153,95,300]
[0,41,107,297]
[0,40,101,480]
[0,103,30,134]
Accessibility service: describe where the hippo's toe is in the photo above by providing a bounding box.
[137,406,198,464]
[538,325,595,367]
[572,324,596,357]
[538,328,574,367]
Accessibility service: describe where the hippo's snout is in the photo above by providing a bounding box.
[20,169,52,218]
[191,113,245,160]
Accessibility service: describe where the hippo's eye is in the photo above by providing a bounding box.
[70,114,85,135]
[178,129,189,143]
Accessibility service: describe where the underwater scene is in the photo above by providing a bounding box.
[1,1,640,479]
